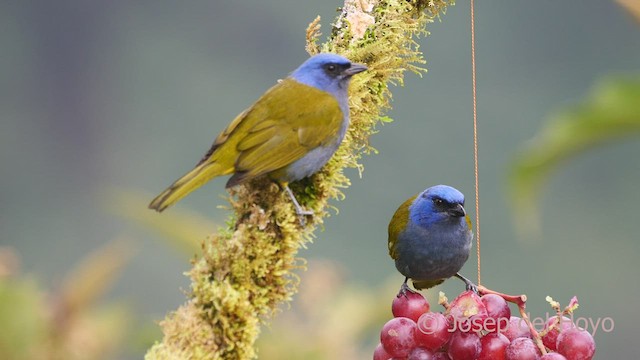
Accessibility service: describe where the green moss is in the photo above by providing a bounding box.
[146,1,454,359]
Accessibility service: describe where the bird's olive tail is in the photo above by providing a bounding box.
[412,279,445,290]
[149,161,231,212]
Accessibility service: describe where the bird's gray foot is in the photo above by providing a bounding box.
[397,278,418,298]
[455,273,478,294]
[283,184,313,225]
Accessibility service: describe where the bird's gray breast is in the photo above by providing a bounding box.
[395,220,473,281]
[285,144,339,181]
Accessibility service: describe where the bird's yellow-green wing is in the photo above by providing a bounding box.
[148,107,250,211]
[388,195,417,260]
[230,79,344,181]
[195,109,249,167]
[149,79,343,211]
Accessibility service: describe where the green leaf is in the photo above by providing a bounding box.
[509,76,640,236]
[379,115,394,123]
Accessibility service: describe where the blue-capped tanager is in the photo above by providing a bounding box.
[149,53,367,215]
[388,185,476,292]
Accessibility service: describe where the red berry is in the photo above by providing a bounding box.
[393,291,431,322]
[556,328,595,360]
[447,291,488,333]
[505,337,540,360]
[416,312,452,350]
[447,331,481,360]
[540,354,567,360]
[541,316,573,351]
[481,294,511,332]
[374,342,392,360]
[408,347,436,360]
[380,317,418,358]
[477,333,509,360]
[432,353,451,360]
[503,317,531,341]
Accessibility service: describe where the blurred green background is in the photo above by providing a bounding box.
[1,0,639,358]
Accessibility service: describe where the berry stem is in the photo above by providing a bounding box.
[539,296,580,338]
[477,285,547,355]
[438,291,450,311]
[477,286,526,306]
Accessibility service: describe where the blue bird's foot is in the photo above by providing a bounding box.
[397,278,418,298]
[455,273,478,294]
[283,184,314,225]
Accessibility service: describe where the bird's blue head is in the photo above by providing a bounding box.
[290,53,367,96]
[409,185,467,228]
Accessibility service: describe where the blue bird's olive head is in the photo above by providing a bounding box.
[291,53,367,94]
[410,185,467,227]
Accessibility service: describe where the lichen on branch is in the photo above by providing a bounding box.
[145,1,453,359]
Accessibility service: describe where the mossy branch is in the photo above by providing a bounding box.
[145,1,453,359]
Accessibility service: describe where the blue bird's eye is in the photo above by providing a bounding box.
[433,198,444,206]
[324,63,340,75]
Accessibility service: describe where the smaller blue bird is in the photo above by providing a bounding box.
[388,185,476,293]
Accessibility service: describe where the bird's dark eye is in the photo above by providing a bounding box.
[324,63,339,75]
[433,198,444,206]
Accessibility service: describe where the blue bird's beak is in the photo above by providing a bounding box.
[343,63,368,76]
[448,204,466,217]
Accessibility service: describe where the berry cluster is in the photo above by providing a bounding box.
[374,290,595,360]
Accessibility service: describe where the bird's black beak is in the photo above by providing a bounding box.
[448,204,466,217]
[343,63,368,76]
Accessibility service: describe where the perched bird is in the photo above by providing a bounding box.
[388,185,475,292]
[149,53,367,215]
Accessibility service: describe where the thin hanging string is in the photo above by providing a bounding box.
[470,0,481,286]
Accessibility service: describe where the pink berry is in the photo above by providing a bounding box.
[447,290,488,333]
[408,347,436,360]
[374,342,392,360]
[416,312,452,350]
[503,317,531,341]
[556,328,595,360]
[432,352,451,360]
[481,294,511,333]
[447,331,481,360]
[505,337,540,360]
[477,333,509,360]
[541,316,573,351]
[393,291,431,322]
[380,317,418,358]
[540,354,567,360]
